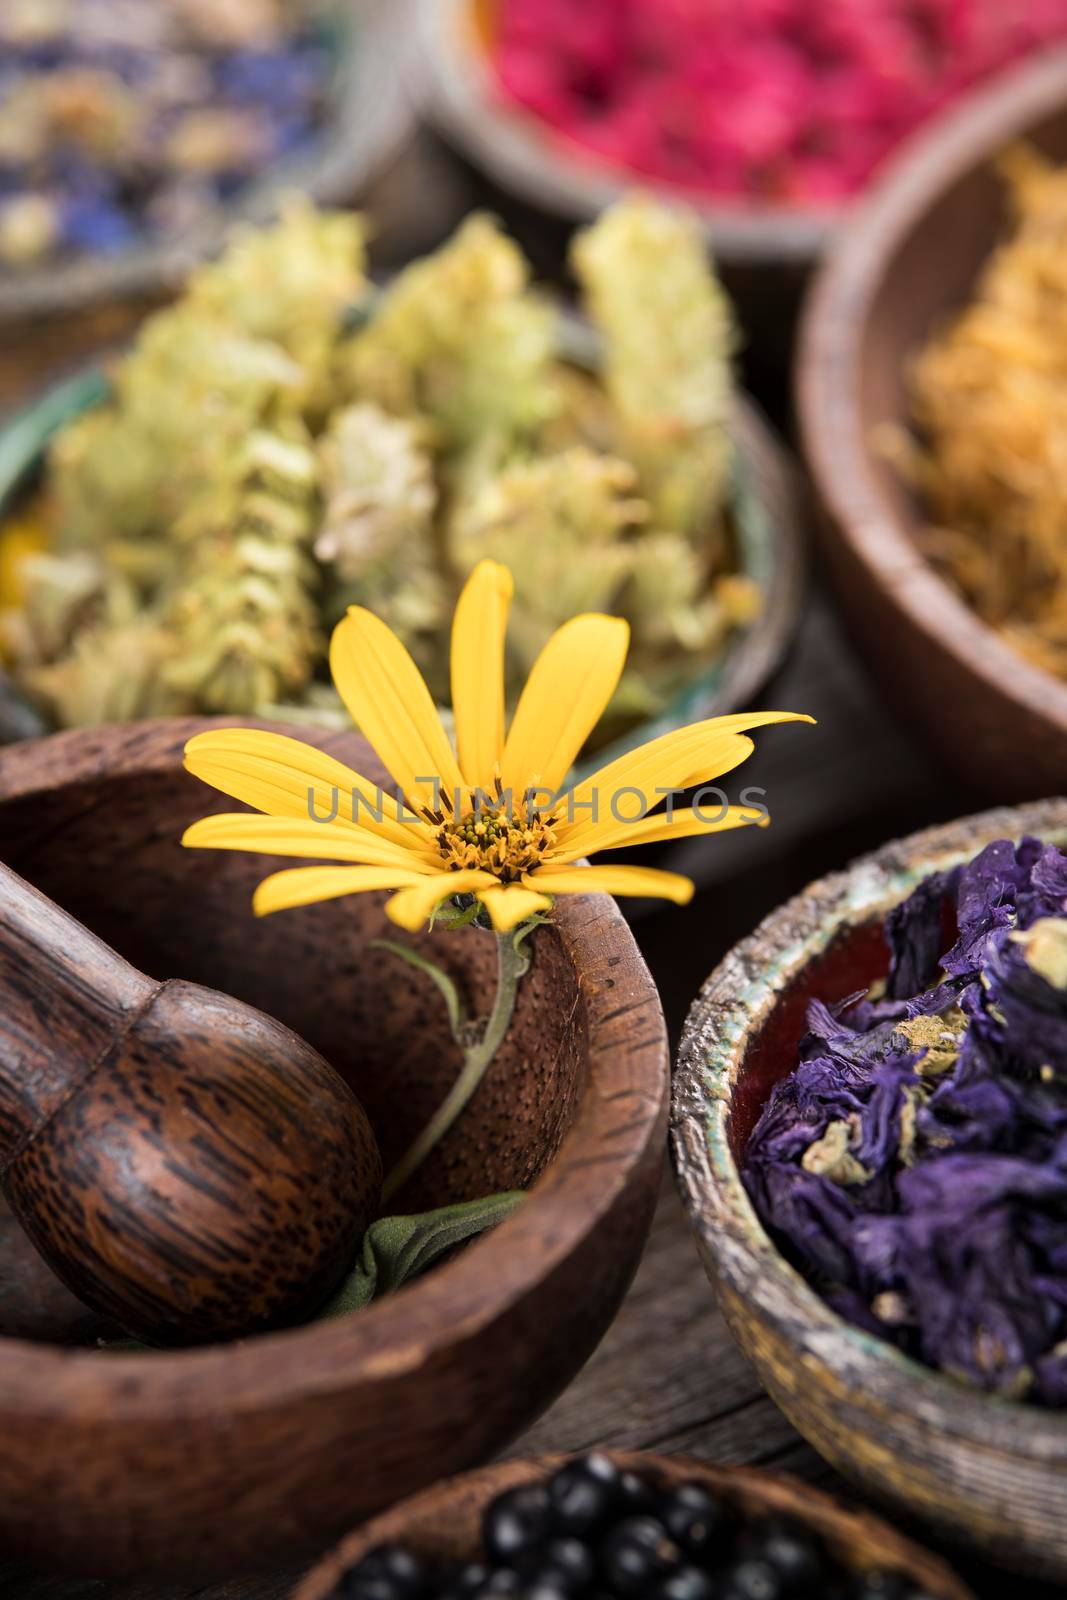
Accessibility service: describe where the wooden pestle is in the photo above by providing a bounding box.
[0,862,382,1347]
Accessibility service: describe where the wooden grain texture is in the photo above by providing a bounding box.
[673,801,1067,1581]
[0,717,668,1579]
[295,1449,973,1600]
[0,863,382,1346]
[798,44,1067,796]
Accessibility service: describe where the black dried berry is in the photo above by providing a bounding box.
[721,1556,783,1600]
[440,1562,489,1600]
[661,1483,728,1563]
[480,1568,523,1597]
[341,1544,426,1600]
[748,1517,823,1590]
[848,1574,909,1600]
[601,1516,682,1596]
[532,1536,596,1591]
[655,1565,716,1600]
[548,1455,621,1536]
[521,1583,573,1600]
[616,1470,658,1518]
[484,1486,555,1567]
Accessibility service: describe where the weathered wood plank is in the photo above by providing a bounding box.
[2,1179,1052,1600]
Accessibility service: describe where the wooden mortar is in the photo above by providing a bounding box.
[0,716,669,1579]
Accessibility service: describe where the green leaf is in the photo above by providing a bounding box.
[317,1191,525,1319]
[512,911,552,969]
[99,1191,525,1350]
[0,368,108,510]
[371,937,466,1041]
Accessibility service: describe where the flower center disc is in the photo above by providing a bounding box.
[435,803,558,882]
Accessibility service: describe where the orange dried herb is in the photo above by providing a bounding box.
[906,146,1067,680]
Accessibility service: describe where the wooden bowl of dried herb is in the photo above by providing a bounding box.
[0,717,668,1579]
[0,194,805,768]
[290,1450,972,1600]
[673,798,1067,1579]
[798,45,1067,798]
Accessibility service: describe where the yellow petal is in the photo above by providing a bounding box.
[560,712,813,851]
[182,813,432,870]
[330,607,466,811]
[500,613,630,797]
[524,865,694,905]
[183,728,431,853]
[385,869,500,932]
[549,803,768,863]
[253,865,427,916]
[451,560,512,793]
[558,729,753,850]
[478,885,553,931]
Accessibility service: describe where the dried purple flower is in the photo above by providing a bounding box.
[742,836,1067,1404]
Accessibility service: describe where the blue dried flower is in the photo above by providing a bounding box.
[0,1,333,270]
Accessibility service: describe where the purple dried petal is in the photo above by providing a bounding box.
[741,836,1067,1406]
[884,865,954,997]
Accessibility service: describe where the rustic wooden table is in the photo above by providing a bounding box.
[3,1175,1056,1600]
[0,601,1030,1600]
[0,126,1053,1600]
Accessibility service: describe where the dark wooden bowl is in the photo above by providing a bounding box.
[672,799,1067,1579]
[0,0,417,329]
[290,1451,972,1600]
[0,717,668,1580]
[798,46,1067,798]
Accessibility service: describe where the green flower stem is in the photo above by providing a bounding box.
[382,925,535,1203]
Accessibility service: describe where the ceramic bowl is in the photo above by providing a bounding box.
[415,0,835,365]
[290,1451,972,1600]
[672,799,1067,1578]
[0,717,668,1579]
[0,334,806,770]
[0,0,417,327]
[799,45,1067,798]
[416,0,836,269]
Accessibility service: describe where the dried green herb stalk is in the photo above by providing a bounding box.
[161,422,323,713]
[571,195,736,545]
[314,402,446,679]
[5,196,753,738]
[339,214,560,455]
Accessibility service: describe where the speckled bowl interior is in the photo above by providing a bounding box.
[672,800,1067,1579]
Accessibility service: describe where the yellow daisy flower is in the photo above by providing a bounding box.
[182,560,812,930]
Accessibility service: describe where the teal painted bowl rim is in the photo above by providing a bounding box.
[672,798,1067,1454]
[0,0,417,323]
[0,354,806,782]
